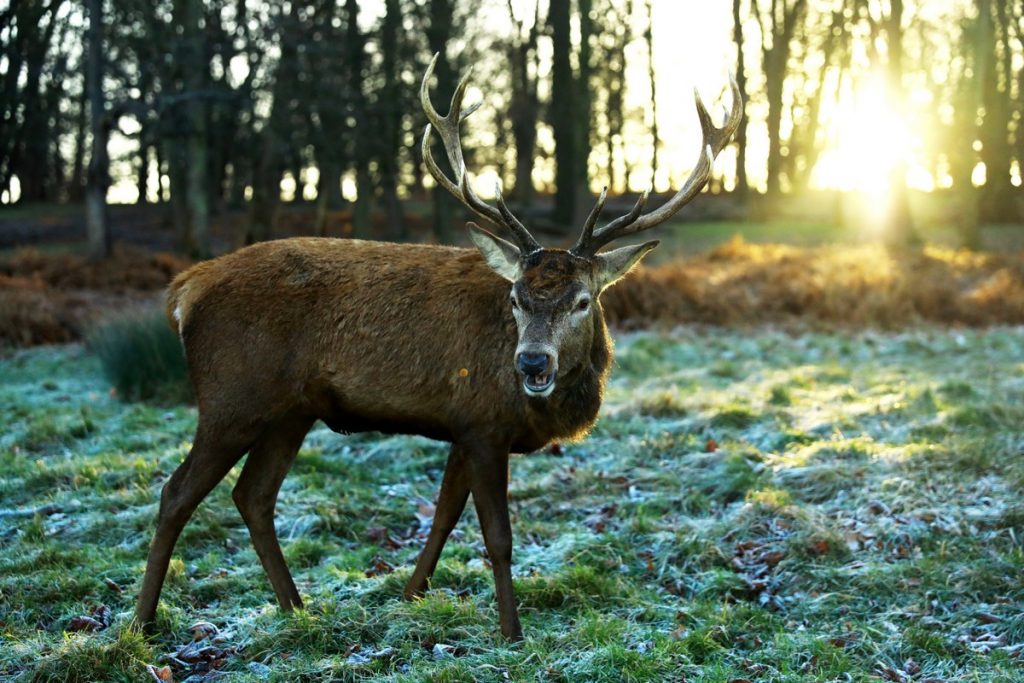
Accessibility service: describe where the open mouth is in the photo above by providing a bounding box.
[523,371,556,396]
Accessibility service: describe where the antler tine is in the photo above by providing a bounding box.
[578,75,743,255]
[569,186,608,254]
[420,53,540,252]
[495,181,542,252]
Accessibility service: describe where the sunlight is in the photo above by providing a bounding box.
[820,74,914,195]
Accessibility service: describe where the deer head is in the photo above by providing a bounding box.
[421,54,742,398]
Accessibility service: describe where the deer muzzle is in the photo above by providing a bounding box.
[516,350,556,397]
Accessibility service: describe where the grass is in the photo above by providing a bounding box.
[86,309,191,403]
[1,327,1023,681]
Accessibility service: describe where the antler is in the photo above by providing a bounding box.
[420,54,541,253]
[571,76,743,256]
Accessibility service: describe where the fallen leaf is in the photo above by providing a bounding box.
[432,643,456,659]
[189,621,219,641]
[68,615,104,632]
[145,664,173,682]
[366,526,405,549]
[808,539,831,556]
[365,556,395,577]
[705,438,719,453]
[68,605,110,632]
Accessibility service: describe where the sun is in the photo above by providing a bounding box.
[814,73,916,195]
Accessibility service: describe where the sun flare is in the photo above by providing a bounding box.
[815,74,916,195]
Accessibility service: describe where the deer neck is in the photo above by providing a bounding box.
[518,309,612,449]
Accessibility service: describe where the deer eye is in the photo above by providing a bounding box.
[510,295,519,310]
[576,297,591,312]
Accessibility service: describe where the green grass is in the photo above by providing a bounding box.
[1,328,1023,681]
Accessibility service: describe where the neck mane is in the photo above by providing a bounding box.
[517,307,613,451]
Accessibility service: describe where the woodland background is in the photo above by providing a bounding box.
[4,0,1024,257]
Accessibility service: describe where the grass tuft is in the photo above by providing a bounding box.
[86,309,191,403]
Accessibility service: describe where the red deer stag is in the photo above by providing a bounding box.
[134,55,741,640]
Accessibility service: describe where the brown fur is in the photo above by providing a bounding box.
[166,238,610,450]
[138,236,618,639]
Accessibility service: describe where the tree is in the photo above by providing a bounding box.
[181,0,210,258]
[506,0,543,204]
[426,0,458,244]
[861,0,917,245]
[979,0,1016,221]
[345,0,372,239]
[378,0,406,240]
[788,5,849,193]
[548,0,593,227]
[85,0,112,258]
[754,0,807,197]
[732,0,749,195]
[643,0,658,190]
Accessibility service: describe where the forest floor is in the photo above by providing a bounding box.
[1,327,1022,682]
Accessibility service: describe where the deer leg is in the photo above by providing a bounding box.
[466,444,523,641]
[404,444,470,599]
[232,414,313,612]
[135,424,252,627]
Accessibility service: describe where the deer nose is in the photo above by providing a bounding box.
[516,352,550,376]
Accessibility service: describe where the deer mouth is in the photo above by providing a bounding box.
[523,370,556,397]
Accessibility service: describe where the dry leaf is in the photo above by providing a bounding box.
[145,664,173,682]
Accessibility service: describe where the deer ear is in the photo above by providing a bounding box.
[594,240,659,291]
[468,222,522,281]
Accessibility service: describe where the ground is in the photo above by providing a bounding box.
[1,327,1022,682]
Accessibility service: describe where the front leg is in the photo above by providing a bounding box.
[404,444,470,599]
[465,440,523,641]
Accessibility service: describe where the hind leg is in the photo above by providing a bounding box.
[135,422,253,626]
[232,414,314,611]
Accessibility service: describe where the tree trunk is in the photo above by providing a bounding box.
[427,0,456,244]
[576,0,594,221]
[549,0,577,226]
[85,0,111,258]
[183,0,210,257]
[644,0,659,191]
[345,0,372,240]
[137,127,149,205]
[69,76,88,203]
[759,0,806,198]
[764,56,784,196]
[248,129,280,245]
[379,0,405,240]
[980,0,1015,221]
[314,162,341,237]
[507,0,541,204]
[353,166,372,239]
[732,0,748,195]
[882,0,917,245]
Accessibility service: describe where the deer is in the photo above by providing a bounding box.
[134,54,741,640]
